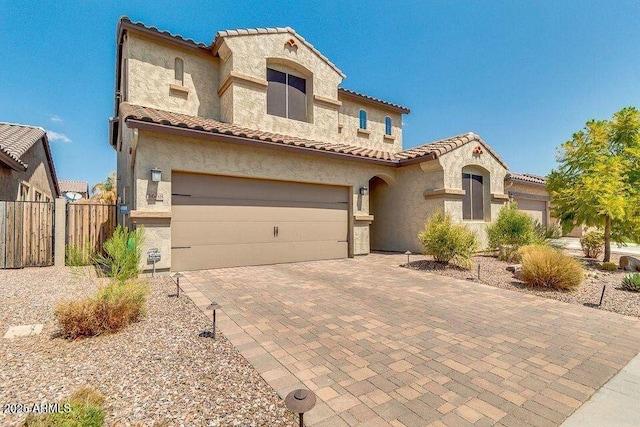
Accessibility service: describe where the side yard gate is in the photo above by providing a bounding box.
[0,201,54,268]
[66,203,117,259]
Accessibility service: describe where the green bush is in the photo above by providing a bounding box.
[487,203,538,261]
[94,225,144,282]
[23,387,105,427]
[621,273,640,292]
[580,231,604,259]
[518,245,584,290]
[601,262,618,271]
[55,281,149,339]
[533,220,562,241]
[65,244,93,267]
[418,211,478,268]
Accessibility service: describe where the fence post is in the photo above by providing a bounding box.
[54,198,67,267]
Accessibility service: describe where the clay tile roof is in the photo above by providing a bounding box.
[59,180,89,194]
[506,172,547,185]
[396,132,509,169]
[119,16,210,49]
[0,122,46,169]
[120,103,395,162]
[338,88,411,114]
[213,27,345,78]
[0,122,60,196]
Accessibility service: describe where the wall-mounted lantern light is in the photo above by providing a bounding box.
[151,167,162,182]
[359,186,369,196]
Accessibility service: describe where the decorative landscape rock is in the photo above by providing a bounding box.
[506,264,522,279]
[620,256,640,272]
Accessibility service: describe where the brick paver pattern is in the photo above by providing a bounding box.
[180,253,640,427]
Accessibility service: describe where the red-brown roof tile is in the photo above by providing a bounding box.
[506,172,546,185]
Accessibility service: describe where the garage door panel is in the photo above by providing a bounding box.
[172,220,347,246]
[171,172,349,270]
[516,199,547,225]
[172,241,348,271]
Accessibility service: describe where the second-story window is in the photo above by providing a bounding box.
[385,116,392,135]
[267,68,307,122]
[174,57,184,86]
[359,109,367,130]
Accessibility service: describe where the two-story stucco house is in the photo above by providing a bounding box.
[111,17,546,272]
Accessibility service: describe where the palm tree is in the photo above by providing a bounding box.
[91,172,117,204]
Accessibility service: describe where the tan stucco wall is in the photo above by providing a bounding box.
[0,139,56,201]
[125,32,405,153]
[116,125,136,228]
[126,33,220,119]
[506,180,553,227]
[130,129,399,270]
[338,99,403,153]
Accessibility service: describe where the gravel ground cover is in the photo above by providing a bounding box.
[405,250,640,318]
[0,266,294,426]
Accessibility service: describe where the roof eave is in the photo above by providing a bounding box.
[125,118,397,166]
[338,88,410,114]
[0,150,26,171]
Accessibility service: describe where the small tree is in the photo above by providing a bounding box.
[91,172,117,204]
[486,203,537,260]
[547,107,640,262]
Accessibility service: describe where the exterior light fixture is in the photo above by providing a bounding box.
[405,251,412,265]
[150,167,162,182]
[359,186,369,195]
[285,389,317,427]
[206,302,221,339]
[173,272,183,298]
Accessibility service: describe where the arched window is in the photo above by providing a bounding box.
[385,116,392,135]
[359,109,367,130]
[174,57,184,86]
[267,67,307,121]
[462,170,486,220]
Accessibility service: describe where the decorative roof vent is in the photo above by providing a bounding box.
[285,38,298,49]
[473,145,484,155]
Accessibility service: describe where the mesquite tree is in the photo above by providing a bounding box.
[547,107,640,262]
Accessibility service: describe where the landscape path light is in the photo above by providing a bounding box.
[285,388,316,427]
[206,302,220,340]
[172,272,183,298]
[405,251,411,265]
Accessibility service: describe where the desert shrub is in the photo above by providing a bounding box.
[580,230,604,259]
[621,273,640,292]
[533,220,561,242]
[94,225,144,282]
[487,204,537,261]
[65,243,93,267]
[23,387,105,427]
[55,281,149,339]
[601,262,618,271]
[518,244,584,290]
[418,211,478,268]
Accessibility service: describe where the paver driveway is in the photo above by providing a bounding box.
[180,253,640,426]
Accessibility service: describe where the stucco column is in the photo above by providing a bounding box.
[54,198,67,267]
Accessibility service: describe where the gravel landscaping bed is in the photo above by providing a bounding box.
[405,250,640,318]
[0,267,294,426]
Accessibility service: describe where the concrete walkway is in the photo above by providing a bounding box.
[562,354,640,427]
[180,253,640,426]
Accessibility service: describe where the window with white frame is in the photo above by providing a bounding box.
[19,183,29,201]
[385,116,392,135]
[462,173,484,220]
[266,68,307,122]
[359,109,367,130]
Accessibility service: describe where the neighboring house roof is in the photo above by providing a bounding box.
[397,132,509,169]
[120,103,505,169]
[338,88,410,114]
[59,180,89,195]
[213,27,346,79]
[506,172,547,185]
[0,122,60,196]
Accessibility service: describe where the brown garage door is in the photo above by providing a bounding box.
[516,199,547,226]
[171,173,349,271]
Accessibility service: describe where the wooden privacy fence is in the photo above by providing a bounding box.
[66,204,117,259]
[66,203,117,260]
[0,201,54,268]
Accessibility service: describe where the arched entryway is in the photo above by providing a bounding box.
[369,174,395,251]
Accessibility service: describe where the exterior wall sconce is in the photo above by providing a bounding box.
[359,186,369,195]
[150,167,162,182]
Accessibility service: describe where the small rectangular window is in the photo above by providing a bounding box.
[385,116,392,135]
[462,173,484,220]
[34,191,42,202]
[174,58,184,86]
[359,110,367,130]
[19,183,29,201]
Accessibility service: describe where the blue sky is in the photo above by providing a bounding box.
[1,1,639,189]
